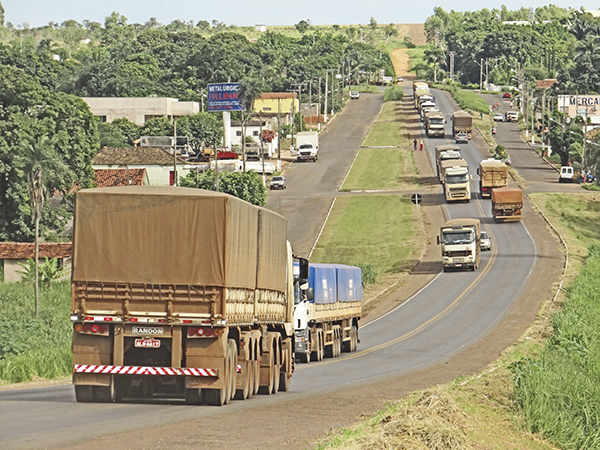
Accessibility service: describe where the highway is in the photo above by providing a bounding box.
[0,90,540,449]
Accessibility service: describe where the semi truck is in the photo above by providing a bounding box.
[478,159,508,198]
[293,263,362,363]
[452,110,473,139]
[70,186,308,406]
[425,111,445,137]
[438,218,481,271]
[296,131,319,162]
[491,187,523,222]
[441,160,471,202]
[435,144,462,179]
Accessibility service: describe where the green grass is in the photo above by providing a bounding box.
[407,47,425,73]
[310,195,419,275]
[376,102,397,122]
[341,148,419,191]
[0,280,72,384]
[350,84,380,94]
[432,84,490,115]
[362,122,406,147]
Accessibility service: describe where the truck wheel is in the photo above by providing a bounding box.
[94,383,115,403]
[185,388,203,405]
[226,339,237,403]
[252,359,260,395]
[204,387,226,406]
[234,360,249,401]
[298,351,309,363]
[74,385,94,403]
[351,326,358,352]
[278,371,291,392]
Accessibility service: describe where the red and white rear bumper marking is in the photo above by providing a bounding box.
[74,364,218,377]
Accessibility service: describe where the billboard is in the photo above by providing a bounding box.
[207,82,244,112]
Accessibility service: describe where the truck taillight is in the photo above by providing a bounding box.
[188,327,223,337]
[75,323,108,334]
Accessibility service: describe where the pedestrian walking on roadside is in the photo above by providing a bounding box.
[419,138,423,151]
[413,139,417,151]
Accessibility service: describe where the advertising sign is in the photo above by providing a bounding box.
[207,82,244,112]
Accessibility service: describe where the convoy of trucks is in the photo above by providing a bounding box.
[452,110,473,140]
[293,263,362,363]
[478,159,508,198]
[296,131,319,162]
[435,145,462,179]
[413,81,430,108]
[438,219,481,271]
[71,186,308,406]
[491,187,523,222]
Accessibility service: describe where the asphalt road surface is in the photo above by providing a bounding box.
[0,90,548,450]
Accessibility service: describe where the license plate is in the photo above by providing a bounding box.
[132,327,164,336]
[135,338,161,348]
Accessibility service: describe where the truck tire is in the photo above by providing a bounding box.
[311,330,323,361]
[74,385,94,403]
[352,325,358,352]
[185,388,203,405]
[94,384,115,403]
[252,359,260,395]
[278,371,291,392]
[205,340,235,406]
[298,351,310,363]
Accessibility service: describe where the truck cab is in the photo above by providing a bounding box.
[444,165,471,202]
[438,219,481,271]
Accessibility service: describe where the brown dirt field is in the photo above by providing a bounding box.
[61,93,564,450]
[391,23,426,80]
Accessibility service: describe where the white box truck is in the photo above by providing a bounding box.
[296,131,319,162]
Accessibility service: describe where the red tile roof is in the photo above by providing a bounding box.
[0,243,72,259]
[94,168,146,187]
[536,79,558,89]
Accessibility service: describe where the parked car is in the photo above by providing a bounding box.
[455,132,469,144]
[269,176,286,190]
[493,113,504,121]
[350,91,360,100]
[559,166,574,183]
[480,231,491,251]
[503,92,511,98]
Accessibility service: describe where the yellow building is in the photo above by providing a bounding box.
[254,93,299,116]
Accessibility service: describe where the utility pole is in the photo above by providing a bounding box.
[277,97,281,172]
[449,52,455,82]
[324,74,329,122]
[172,120,177,186]
[318,76,322,130]
[479,58,483,92]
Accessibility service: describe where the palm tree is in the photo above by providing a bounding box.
[18,134,68,316]
[424,45,446,83]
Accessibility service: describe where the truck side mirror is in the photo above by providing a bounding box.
[437,236,440,245]
[477,168,480,175]
[306,288,314,301]
[298,258,309,280]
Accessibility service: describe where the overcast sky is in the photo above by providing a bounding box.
[2,1,599,28]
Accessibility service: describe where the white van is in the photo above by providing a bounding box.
[505,111,519,122]
[559,166,574,183]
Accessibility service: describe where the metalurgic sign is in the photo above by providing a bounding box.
[207,82,244,112]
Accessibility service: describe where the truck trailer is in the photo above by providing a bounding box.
[413,81,430,108]
[478,159,508,198]
[70,186,307,406]
[438,218,481,271]
[296,131,319,162]
[294,263,361,363]
[452,110,473,139]
[491,187,523,222]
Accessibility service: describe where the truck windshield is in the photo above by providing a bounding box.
[446,174,469,184]
[429,118,444,124]
[442,231,473,245]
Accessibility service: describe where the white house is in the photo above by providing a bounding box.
[230,119,279,158]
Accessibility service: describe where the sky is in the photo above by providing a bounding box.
[2,0,599,28]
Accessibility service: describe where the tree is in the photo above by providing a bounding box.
[424,44,446,82]
[295,20,309,34]
[179,170,266,206]
[383,24,398,46]
[17,134,68,315]
[547,119,582,166]
[369,17,378,31]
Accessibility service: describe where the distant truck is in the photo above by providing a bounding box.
[293,263,362,363]
[491,187,523,222]
[296,131,319,162]
[71,186,308,406]
[425,111,445,137]
[413,81,430,108]
[452,110,473,139]
[438,218,481,271]
[441,160,470,202]
[437,151,462,180]
[478,159,508,198]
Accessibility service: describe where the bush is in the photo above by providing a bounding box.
[383,85,404,102]
[354,262,378,285]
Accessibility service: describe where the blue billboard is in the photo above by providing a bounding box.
[207,82,244,112]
